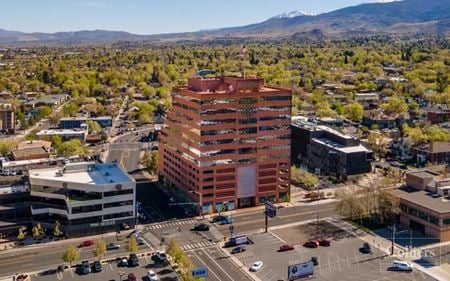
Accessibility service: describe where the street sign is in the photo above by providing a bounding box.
[288,261,314,280]
[265,201,277,218]
[192,266,208,278]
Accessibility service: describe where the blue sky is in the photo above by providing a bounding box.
[1,0,375,34]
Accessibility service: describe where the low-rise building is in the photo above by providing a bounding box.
[36,129,87,142]
[427,105,450,124]
[395,168,450,242]
[291,118,373,180]
[24,94,69,108]
[363,109,410,129]
[414,142,450,165]
[59,116,113,129]
[29,162,136,237]
[0,103,15,133]
[11,140,52,161]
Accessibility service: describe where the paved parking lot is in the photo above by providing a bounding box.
[227,229,437,281]
[31,254,179,281]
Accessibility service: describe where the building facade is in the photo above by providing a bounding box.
[158,76,291,214]
[59,116,113,129]
[395,169,450,242]
[0,103,15,133]
[292,118,373,180]
[29,162,135,237]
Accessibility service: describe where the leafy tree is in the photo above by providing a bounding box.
[17,226,26,241]
[366,133,388,160]
[291,165,319,191]
[127,236,138,253]
[57,139,87,156]
[147,151,158,175]
[93,239,106,260]
[0,139,16,156]
[63,102,78,117]
[62,245,80,268]
[344,102,364,122]
[53,221,63,237]
[382,95,408,114]
[32,223,44,239]
[86,120,102,134]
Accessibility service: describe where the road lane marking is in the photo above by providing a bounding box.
[191,251,222,281]
[201,249,235,281]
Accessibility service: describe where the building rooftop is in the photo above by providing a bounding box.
[29,162,132,185]
[312,138,371,153]
[407,170,441,180]
[36,129,87,135]
[415,142,450,154]
[60,116,112,121]
[394,186,450,214]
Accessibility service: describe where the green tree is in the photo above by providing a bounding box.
[17,226,26,241]
[366,133,388,160]
[93,239,106,260]
[57,139,87,156]
[0,139,16,156]
[32,223,44,239]
[147,150,158,175]
[62,245,80,268]
[63,102,78,117]
[53,221,63,237]
[86,120,102,134]
[382,95,408,114]
[127,236,138,254]
[344,102,364,122]
[291,165,319,191]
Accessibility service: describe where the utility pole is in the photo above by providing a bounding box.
[316,213,320,239]
[264,210,268,233]
[391,222,396,255]
[409,227,413,251]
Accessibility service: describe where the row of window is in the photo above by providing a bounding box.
[400,203,440,226]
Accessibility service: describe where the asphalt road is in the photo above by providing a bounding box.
[0,234,151,278]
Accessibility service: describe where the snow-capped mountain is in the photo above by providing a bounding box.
[271,10,315,19]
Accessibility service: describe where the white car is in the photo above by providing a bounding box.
[147,270,158,281]
[250,261,263,272]
[392,260,413,271]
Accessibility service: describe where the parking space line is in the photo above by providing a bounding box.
[109,262,114,272]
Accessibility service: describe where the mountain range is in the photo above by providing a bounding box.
[0,0,448,44]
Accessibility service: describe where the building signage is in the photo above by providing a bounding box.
[288,261,314,280]
[265,201,277,218]
[192,266,208,278]
[90,221,116,227]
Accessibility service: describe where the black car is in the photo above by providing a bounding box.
[361,242,372,254]
[193,223,210,231]
[231,246,246,254]
[79,261,91,275]
[211,215,227,223]
[129,254,139,267]
[311,256,319,266]
[92,261,102,272]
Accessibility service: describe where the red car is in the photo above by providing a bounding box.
[303,240,319,248]
[319,239,331,247]
[278,244,295,252]
[78,240,95,247]
[127,273,137,281]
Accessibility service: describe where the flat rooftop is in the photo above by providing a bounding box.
[312,138,371,153]
[36,129,86,135]
[29,162,132,185]
[395,186,450,214]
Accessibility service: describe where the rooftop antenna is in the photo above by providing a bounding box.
[237,45,247,78]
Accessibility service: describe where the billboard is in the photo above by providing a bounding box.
[233,235,248,245]
[288,261,314,280]
[265,201,277,218]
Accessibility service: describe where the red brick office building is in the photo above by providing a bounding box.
[158,76,291,214]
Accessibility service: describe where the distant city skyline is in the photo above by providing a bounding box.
[1,0,382,35]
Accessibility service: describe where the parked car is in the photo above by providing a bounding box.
[16,274,31,281]
[129,253,139,267]
[250,261,263,272]
[119,257,128,267]
[311,256,319,266]
[278,244,295,252]
[303,240,319,248]
[79,240,95,248]
[80,261,91,275]
[391,260,413,271]
[231,246,246,254]
[152,251,167,263]
[361,242,372,254]
[127,272,137,281]
[137,237,146,245]
[92,261,102,273]
[219,216,234,225]
[319,239,331,247]
[106,243,120,251]
[193,223,210,231]
[147,270,159,281]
